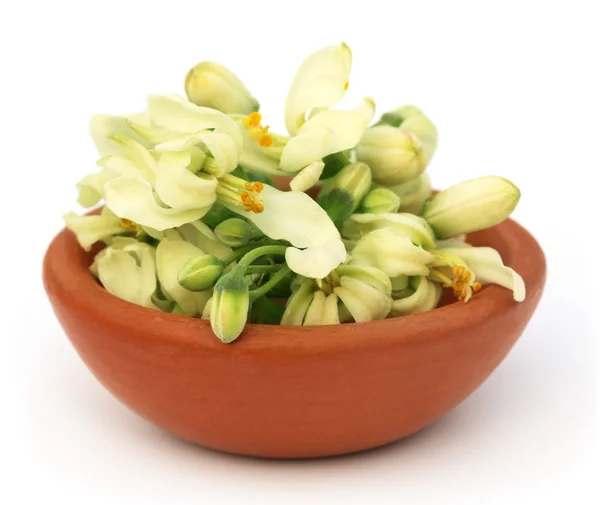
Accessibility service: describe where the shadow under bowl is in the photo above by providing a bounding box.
[43,218,545,459]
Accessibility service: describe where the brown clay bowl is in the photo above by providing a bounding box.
[43,217,545,459]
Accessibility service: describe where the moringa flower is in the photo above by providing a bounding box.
[389,276,442,317]
[356,125,427,185]
[185,61,259,115]
[350,228,435,277]
[422,176,521,239]
[90,238,157,310]
[233,44,375,175]
[433,245,526,302]
[281,264,392,325]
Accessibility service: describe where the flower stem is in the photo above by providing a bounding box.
[249,266,292,302]
[245,264,284,274]
[237,245,288,268]
[222,240,283,266]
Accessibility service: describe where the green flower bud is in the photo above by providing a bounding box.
[356,126,427,185]
[377,106,438,163]
[388,174,432,215]
[319,162,372,224]
[214,218,263,248]
[360,187,401,214]
[210,270,250,343]
[178,255,224,291]
[185,62,259,115]
[422,176,521,239]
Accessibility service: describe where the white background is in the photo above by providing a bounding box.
[2,0,598,503]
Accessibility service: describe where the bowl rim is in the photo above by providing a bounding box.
[43,217,545,353]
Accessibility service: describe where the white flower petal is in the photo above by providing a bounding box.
[90,114,151,156]
[442,247,526,302]
[390,277,442,316]
[156,238,212,316]
[284,43,352,136]
[106,135,157,185]
[285,239,347,279]
[177,220,233,260]
[280,98,375,172]
[94,242,157,310]
[154,150,218,210]
[146,94,242,149]
[76,167,117,207]
[155,131,239,176]
[289,161,324,192]
[105,177,210,231]
[351,229,434,277]
[234,184,340,249]
[63,211,125,251]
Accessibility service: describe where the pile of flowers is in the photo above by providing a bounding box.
[65,43,525,343]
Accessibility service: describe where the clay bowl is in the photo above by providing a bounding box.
[43,217,545,459]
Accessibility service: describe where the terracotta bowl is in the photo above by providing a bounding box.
[43,218,545,459]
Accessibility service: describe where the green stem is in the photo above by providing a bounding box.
[245,264,284,274]
[237,245,288,268]
[249,266,292,302]
[222,240,283,266]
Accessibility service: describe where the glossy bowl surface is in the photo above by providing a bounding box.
[43,218,545,458]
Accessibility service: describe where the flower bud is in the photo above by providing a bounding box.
[210,271,250,343]
[303,291,341,325]
[185,62,259,115]
[351,228,435,277]
[360,187,401,214]
[390,276,442,317]
[422,176,521,239]
[281,279,316,325]
[178,255,224,291]
[342,212,436,249]
[214,218,263,248]
[356,126,427,185]
[334,276,392,322]
[318,162,372,224]
[378,106,438,163]
[289,161,324,192]
[388,173,432,215]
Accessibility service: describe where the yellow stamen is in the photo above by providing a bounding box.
[452,265,465,277]
[252,181,264,192]
[259,133,273,147]
[253,202,264,214]
[244,182,255,191]
[472,282,483,293]
[243,111,262,128]
[344,81,349,90]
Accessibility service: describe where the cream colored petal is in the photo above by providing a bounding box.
[146,94,242,149]
[63,211,125,251]
[342,212,436,249]
[390,277,442,316]
[156,238,212,316]
[289,161,324,192]
[285,239,347,279]
[154,150,218,210]
[105,177,210,231]
[284,43,352,135]
[155,131,239,176]
[280,98,375,172]
[443,246,526,302]
[281,279,315,325]
[351,229,434,277]
[76,167,118,207]
[177,221,233,260]
[95,242,157,310]
[234,184,340,249]
[90,114,151,156]
[339,276,391,320]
